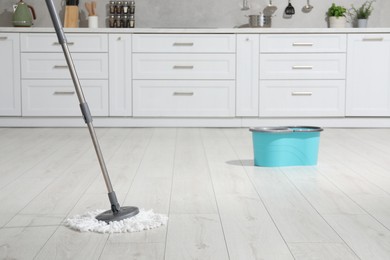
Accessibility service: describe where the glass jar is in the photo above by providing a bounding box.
[109,1,116,14]
[116,1,123,14]
[115,15,122,27]
[129,1,135,14]
[129,14,135,28]
[123,1,129,14]
[108,15,116,28]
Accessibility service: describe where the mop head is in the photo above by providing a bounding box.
[64,209,168,233]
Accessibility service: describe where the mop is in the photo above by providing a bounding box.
[45,0,167,233]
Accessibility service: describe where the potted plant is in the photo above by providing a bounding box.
[327,3,347,28]
[350,0,375,28]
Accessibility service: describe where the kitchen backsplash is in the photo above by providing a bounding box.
[1,0,389,28]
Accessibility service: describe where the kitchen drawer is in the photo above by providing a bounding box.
[22,79,108,116]
[21,33,108,52]
[133,80,235,117]
[260,53,346,79]
[133,54,235,80]
[132,34,235,53]
[260,34,346,53]
[21,53,108,79]
[259,80,345,117]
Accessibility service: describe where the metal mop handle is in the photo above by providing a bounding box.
[45,0,121,212]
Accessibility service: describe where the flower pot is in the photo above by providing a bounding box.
[357,19,368,28]
[329,16,346,28]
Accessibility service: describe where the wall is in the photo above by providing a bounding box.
[1,0,389,28]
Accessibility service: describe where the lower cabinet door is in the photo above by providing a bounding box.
[259,80,345,117]
[22,80,108,116]
[133,80,235,117]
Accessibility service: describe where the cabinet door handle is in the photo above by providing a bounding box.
[292,42,314,46]
[362,37,384,41]
[53,65,69,69]
[53,91,75,95]
[292,91,312,96]
[54,42,75,45]
[292,65,313,70]
[173,65,194,69]
[0,36,8,40]
[173,42,194,46]
[173,92,194,96]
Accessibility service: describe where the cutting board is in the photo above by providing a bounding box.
[64,6,79,28]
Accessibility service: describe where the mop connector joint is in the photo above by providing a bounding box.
[80,102,93,124]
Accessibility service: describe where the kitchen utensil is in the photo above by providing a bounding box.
[85,2,93,16]
[12,0,36,27]
[91,1,97,15]
[284,0,295,15]
[263,0,277,16]
[241,0,250,11]
[302,0,313,13]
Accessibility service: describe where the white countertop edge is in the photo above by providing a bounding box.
[1,27,390,33]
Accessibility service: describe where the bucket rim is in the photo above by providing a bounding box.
[249,126,323,133]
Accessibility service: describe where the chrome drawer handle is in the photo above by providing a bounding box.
[292,91,312,96]
[53,65,69,69]
[53,42,75,45]
[362,37,384,41]
[173,42,194,46]
[173,92,194,96]
[0,36,8,40]
[292,65,313,70]
[173,65,194,69]
[292,42,314,46]
[53,91,75,95]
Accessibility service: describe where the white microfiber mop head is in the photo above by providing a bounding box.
[64,209,168,233]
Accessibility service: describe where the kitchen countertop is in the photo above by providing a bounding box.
[1,27,390,34]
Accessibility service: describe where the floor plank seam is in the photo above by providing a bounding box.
[280,167,361,258]
[201,128,232,260]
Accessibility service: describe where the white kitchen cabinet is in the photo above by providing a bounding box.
[20,33,108,53]
[346,34,390,116]
[0,33,21,116]
[259,53,346,80]
[132,34,236,117]
[133,80,235,117]
[132,53,235,80]
[132,34,235,53]
[236,34,259,117]
[22,80,108,116]
[20,33,109,117]
[259,34,347,117]
[109,34,132,116]
[21,53,108,79]
[260,34,346,53]
[259,80,345,117]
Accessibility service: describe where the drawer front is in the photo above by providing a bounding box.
[133,80,235,117]
[132,34,235,53]
[260,53,346,79]
[133,54,235,80]
[21,33,108,52]
[22,80,108,116]
[21,53,108,79]
[259,80,345,117]
[260,34,346,53]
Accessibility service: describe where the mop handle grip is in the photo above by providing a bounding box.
[45,0,67,44]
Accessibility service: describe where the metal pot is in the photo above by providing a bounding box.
[248,14,271,28]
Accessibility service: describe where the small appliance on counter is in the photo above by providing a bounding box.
[107,1,135,28]
[12,0,36,27]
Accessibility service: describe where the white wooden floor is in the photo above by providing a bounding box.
[1,127,390,260]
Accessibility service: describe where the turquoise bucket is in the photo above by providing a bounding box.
[250,126,323,167]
